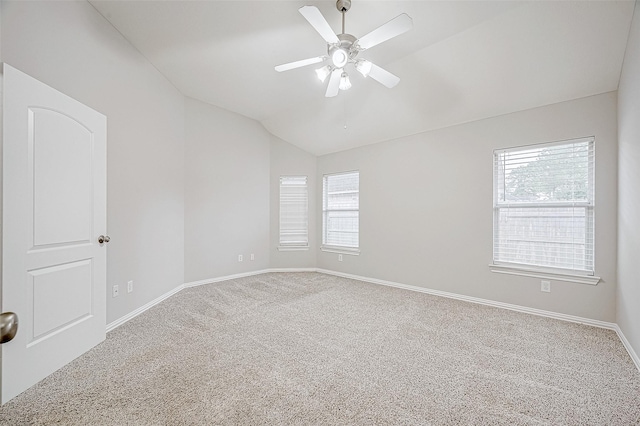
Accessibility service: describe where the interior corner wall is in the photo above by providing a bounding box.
[184,97,270,283]
[617,1,640,357]
[0,1,3,63]
[317,92,618,322]
[269,135,317,269]
[0,1,4,313]
[1,0,185,324]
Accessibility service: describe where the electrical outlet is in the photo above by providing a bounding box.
[250,253,255,261]
[238,254,243,262]
[541,280,551,293]
[127,280,133,293]
[338,254,343,262]
[112,285,119,298]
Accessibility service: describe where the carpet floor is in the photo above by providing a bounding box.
[0,272,639,425]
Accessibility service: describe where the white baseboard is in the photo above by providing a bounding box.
[106,283,184,333]
[266,267,318,273]
[107,268,318,332]
[614,324,640,372]
[183,269,271,288]
[183,268,318,288]
[316,269,617,330]
[104,267,639,373]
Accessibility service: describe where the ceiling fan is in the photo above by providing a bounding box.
[275,0,413,97]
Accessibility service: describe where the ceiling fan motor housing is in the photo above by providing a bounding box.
[328,33,358,68]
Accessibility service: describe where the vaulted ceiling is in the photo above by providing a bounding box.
[90,1,634,155]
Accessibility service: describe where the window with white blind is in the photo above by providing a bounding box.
[279,176,308,249]
[493,137,595,276]
[322,171,359,252]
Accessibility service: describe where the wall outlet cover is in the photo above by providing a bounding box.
[541,280,551,292]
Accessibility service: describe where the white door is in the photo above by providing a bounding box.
[1,64,107,404]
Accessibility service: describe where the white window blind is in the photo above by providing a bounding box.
[493,137,595,275]
[279,176,308,247]
[323,171,359,249]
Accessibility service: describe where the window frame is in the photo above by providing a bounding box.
[490,137,600,285]
[321,170,360,255]
[278,175,309,251]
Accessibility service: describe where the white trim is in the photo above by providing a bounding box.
[277,246,309,252]
[105,284,184,333]
[320,246,360,255]
[489,264,600,285]
[316,269,615,330]
[495,201,593,209]
[322,170,360,249]
[266,268,317,273]
[493,137,595,277]
[183,269,271,288]
[103,267,639,374]
[613,324,640,372]
[184,268,318,288]
[322,169,360,178]
[494,135,595,154]
[106,268,317,333]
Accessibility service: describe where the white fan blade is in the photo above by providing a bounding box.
[368,63,400,88]
[275,56,326,72]
[357,13,413,51]
[325,69,342,97]
[299,6,340,44]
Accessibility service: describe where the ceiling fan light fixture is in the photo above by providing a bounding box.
[356,59,372,77]
[339,72,352,91]
[331,48,349,68]
[316,65,332,82]
[275,3,413,96]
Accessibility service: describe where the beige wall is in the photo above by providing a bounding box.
[318,92,618,322]
[184,97,270,282]
[0,0,633,338]
[617,1,640,357]
[0,0,313,326]
[1,0,185,324]
[0,2,3,320]
[269,136,317,269]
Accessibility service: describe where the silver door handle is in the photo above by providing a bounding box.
[0,312,18,344]
[98,235,111,244]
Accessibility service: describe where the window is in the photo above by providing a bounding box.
[279,176,308,249]
[322,171,359,252]
[493,137,594,275]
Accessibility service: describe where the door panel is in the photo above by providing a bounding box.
[30,259,93,341]
[2,64,107,404]
[31,108,93,247]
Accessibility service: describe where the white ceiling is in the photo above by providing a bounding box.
[90,1,634,156]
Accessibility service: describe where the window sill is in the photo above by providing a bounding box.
[277,246,309,252]
[489,264,600,285]
[321,246,360,256]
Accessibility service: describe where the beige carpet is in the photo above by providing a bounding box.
[0,272,639,425]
